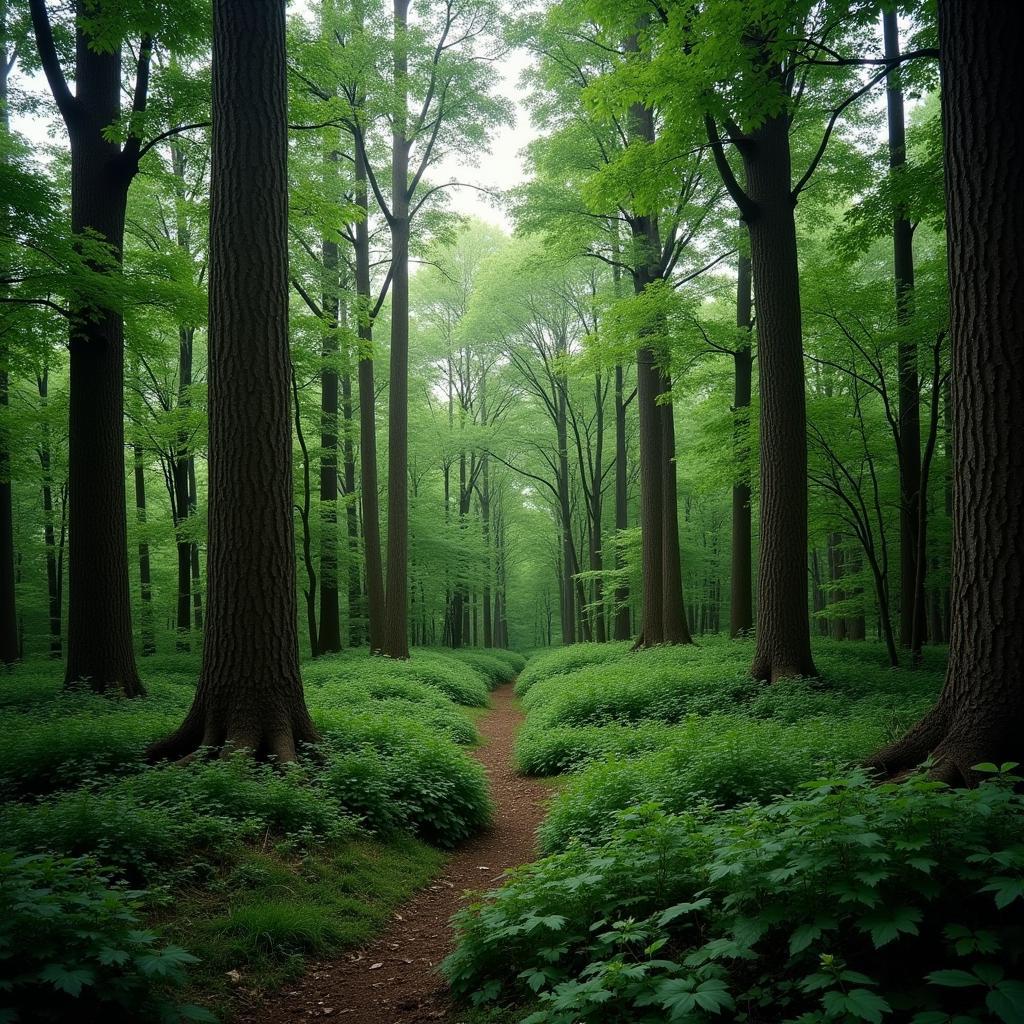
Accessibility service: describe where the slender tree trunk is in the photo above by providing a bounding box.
[318,234,342,653]
[382,0,411,659]
[612,363,631,640]
[188,458,203,630]
[0,27,17,665]
[659,372,692,644]
[151,0,316,760]
[342,346,360,645]
[132,442,156,656]
[883,10,925,650]
[590,372,607,642]
[731,251,754,637]
[37,372,62,657]
[742,113,817,681]
[29,1,144,694]
[869,0,1024,782]
[354,139,385,653]
[556,376,575,646]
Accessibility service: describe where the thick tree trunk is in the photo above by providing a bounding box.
[868,0,1024,783]
[318,235,342,654]
[382,0,410,659]
[742,113,817,681]
[132,442,156,656]
[883,10,925,651]
[151,0,316,761]
[32,5,145,694]
[730,251,754,637]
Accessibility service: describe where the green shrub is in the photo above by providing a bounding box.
[447,770,1024,1024]
[304,648,491,706]
[320,719,491,846]
[445,648,519,687]
[515,642,631,697]
[0,851,213,1023]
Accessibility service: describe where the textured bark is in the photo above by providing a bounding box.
[381,0,411,659]
[132,442,155,656]
[151,0,316,761]
[883,9,924,650]
[342,353,361,645]
[612,362,631,641]
[868,0,1024,783]
[30,0,144,694]
[353,139,385,653]
[0,28,16,665]
[38,388,63,660]
[730,251,754,637]
[318,234,342,654]
[742,113,816,681]
[659,373,692,644]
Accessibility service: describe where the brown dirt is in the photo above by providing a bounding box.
[237,681,549,1024]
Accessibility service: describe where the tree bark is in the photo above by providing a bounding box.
[381,0,411,659]
[730,251,754,637]
[883,9,925,651]
[318,234,342,653]
[151,0,316,761]
[742,113,817,681]
[868,0,1024,783]
[0,25,17,665]
[612,363,631,640]
[30,0,145,694]
[132,441,156,656]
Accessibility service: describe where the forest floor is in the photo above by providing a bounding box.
[237,682,549,1024]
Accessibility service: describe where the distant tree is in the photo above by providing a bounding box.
[150,0,317,761]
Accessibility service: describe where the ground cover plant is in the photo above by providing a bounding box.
[0,648,495,1020]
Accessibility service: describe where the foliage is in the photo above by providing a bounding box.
[447,771,1024,1024]
[0,851,213,1024]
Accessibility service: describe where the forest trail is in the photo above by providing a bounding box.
[239,682,549,1024]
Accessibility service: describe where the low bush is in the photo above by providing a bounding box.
[536,714,887,851]
[445,648,519,687]
[0,851,213,1023]
[447,769,1024,1024]
[514,642,631,697]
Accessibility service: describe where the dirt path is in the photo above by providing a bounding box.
[239,682,549,1024]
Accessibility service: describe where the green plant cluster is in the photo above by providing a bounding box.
[0,646,511,1020]
[446,770,1024,1024]
[514,639,941,851]
[0,851,214,1024]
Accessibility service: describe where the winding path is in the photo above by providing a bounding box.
[241,682,549,1023]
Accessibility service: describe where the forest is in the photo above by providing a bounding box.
[0,0,1022,1021]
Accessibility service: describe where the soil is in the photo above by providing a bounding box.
[237,681,549,1024]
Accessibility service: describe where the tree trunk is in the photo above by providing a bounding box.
[381,0,411,659]
[612,362,631,640]
[883,9,925,651]
[318,234,342,653]
[0,27,16,665]
[30,1,145,694]
[742,113,817,681]
[188,456,203,629]
[659,372,692,644]
[37,371,62,658]
[354,137,385,653]
[590,372,607,643]
[868,0,1024,783]
[132,442,156,656]
[150,0,316,761]
[730,251,754,637]
[342,353,361,645]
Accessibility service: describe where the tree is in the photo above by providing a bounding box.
[868,0,1023,784]
[150,0,317,761]
[29,0,206,692]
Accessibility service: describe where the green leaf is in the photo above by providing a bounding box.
[927,970,984,989]
[38,964,95,997]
